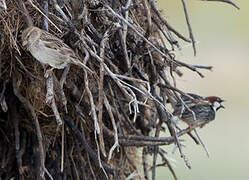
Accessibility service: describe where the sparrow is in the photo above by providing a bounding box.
[173,93,225,129]
[0,0,7,11]
[21,26,92,73]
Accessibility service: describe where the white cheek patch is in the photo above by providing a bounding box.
[212,101,221,111]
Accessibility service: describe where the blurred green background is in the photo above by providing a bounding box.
[155,0,249,179]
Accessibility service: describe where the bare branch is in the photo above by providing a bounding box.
[201,0,240,10]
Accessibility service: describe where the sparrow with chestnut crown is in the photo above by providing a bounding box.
[173,93,225,129]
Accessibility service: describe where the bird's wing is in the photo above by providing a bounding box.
[39,29,92,73]
[39,30,79,58]
[40,30,72,51]
[182,103,213,120]
[186,93,206,100]
[175,93,210,110]
[173,98,210,116]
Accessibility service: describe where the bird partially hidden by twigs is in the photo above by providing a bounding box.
[173,93,225,130]
[21,26,93,76]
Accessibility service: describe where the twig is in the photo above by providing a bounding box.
[64,115,119,177]
[104,95,119,162]
[97,30,110,157]
[17,0,33,27]
[105,5,168,59]
[158,149,178,180]
[59,65,70,113]
[142,0,152,34]
[0,79,8,112]
[17,131,27,177]
[122,0,132,69]
[12,74,45,179]
[42,0,48,30]
[15,55,40,80]
[142,148,149,180]
[114,92,142,136]
[45,168,54,180]
[61,123,65,172]
[69,144,80,180]
[82,47,99,134]
[45,72,63,125]
[28,0,62,33]
[149,0,191,43]
[28,0,62,32]
[175,125,200,145]
[51,0,69,22]
[181,0,197,55]
[201,0,240,10]
[72,101,86,123]
[119,141,171,147]
[10,99,24,175]
[152,118,163,180]
[193,129,210,157]
[149,0,187,46]
[173,59,213,78]
[82,47,108,178]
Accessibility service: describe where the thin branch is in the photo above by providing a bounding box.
[158,149,178,180]
[174,59,213,78]
[45,72,63,125]
[181,0,197,55]
[17,0,33,27]
[104,95,119,162]
[97,30,110,157]
[0,79,8,112]
[149,0,190,45]
[12,74,45,179]
[201,0,240,10]
[142,148,149,180]
[64,115,119,177]
[193,129,210,157]
[105,5,169,59]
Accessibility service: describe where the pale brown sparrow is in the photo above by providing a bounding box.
[22,26,92,73]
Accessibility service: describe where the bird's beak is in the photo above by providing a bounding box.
[220,99,225,109]
[220,104,225,109]
[22,40,28,49]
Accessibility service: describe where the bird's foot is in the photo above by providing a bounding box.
[187,123,194,131]
[44,68,54,78]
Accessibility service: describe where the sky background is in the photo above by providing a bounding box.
[155,0,249,179]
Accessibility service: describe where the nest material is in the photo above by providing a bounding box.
[0,0,237,180]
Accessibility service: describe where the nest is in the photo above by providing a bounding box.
[0,0,237,179]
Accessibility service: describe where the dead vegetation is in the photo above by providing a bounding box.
[0,0,238,179]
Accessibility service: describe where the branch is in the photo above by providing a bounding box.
[201,0,240,10]
[181,0,197,55]
[64,115,119,177]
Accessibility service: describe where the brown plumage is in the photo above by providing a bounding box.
[22,26,92,73]
[173,94,225,129]
[0,0,6,11]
